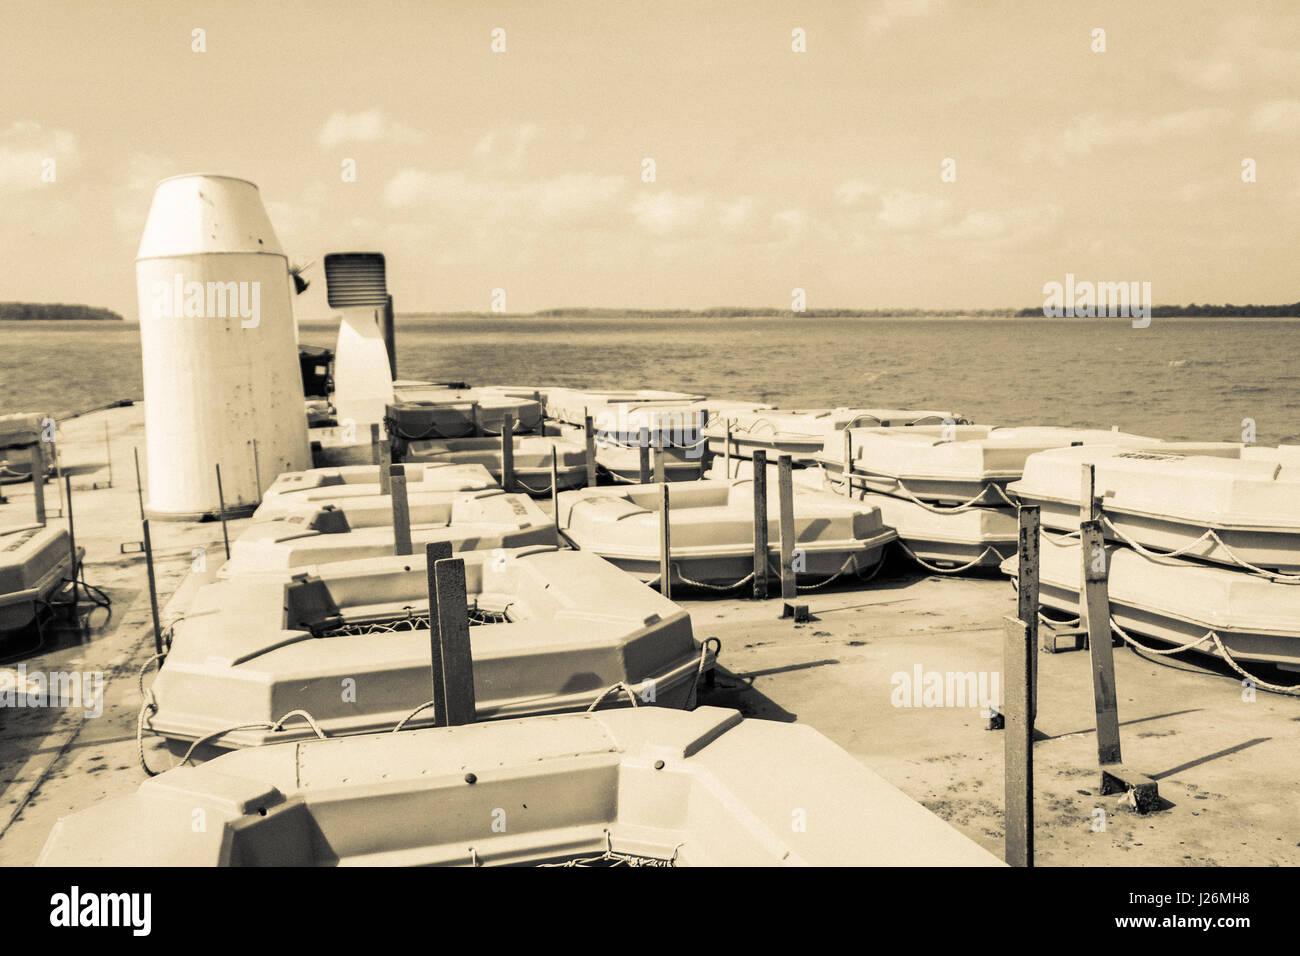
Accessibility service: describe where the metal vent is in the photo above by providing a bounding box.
[324,252,388,308]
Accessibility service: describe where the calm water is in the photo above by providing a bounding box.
[3,316,1298,444]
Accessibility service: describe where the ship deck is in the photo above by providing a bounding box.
[1,403,1296,866]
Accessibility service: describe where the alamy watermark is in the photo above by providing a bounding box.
[891,664,999,715]
[149,273,260,328]
[0,665,103,717]
[1042,273,1151,328]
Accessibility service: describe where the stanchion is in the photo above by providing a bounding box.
[214,464,230,560]
[390,464,412,556]
[1003,615,1034,867]
[752,450,769,600]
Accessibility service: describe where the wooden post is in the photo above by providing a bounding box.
[584,414,598,487]
[1080,517,1160,811]
[638,427,651,483]
[390,464,412,555]
[659,482,672,599]
[434,557,476,726]
[32,441,46,525]
[143,519,163,655]
[696,408,710,471]
[1017,505,1041,721]
[551,452,561,545]
[778,454,796,602]
[424,541,454,727]
[1003,615,1034,867]
[500,413,515,492]
[214,464,230,560]
[752,449,769,600]
[470,402,481,437]
[374,424,392,495]
[842,428,853,498]
[653,446,665,484]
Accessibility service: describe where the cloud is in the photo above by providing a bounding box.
[317,109,426,149]
[1173,15,1300,92]
[0,121,78,191]
[938,204,1062,250]
[875,190,952,231]
[385,168,627,227]
[834,179,877,206]
[863,0,942,37]
[1024,108,1232,164]
[1249,99,1300,134]
[473,123,540,174]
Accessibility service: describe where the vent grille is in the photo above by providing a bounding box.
[324,252,388,308]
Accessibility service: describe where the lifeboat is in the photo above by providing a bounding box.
[816,425,1162,506]
[542,388,707,429]
[260,462,498,512]
[1003,535,1300,671]
[0,413,46,484]
[1009,443,1299,573]
[404,435,589,494]
[706,407,968,462]
[0,524,80,632]
[706,459,1014,572]
[557,479,895,588]
[144,547,712,760]
[386,382,542,439]
[41,706,1002,866]
[220,490,554,577]
[551,423,703,483]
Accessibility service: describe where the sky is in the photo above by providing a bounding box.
[2,0,1298,318]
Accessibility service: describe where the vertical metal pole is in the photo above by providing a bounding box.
[470,403,481,437]
[143,519,163,655]
[104,421,113,488]
[424,540,453,727]
[653,446,665,485]
[752,449,769,600]
[842,428,853,498]
[659,482,672,599]
[778,454,796,602]
[251,438,262,499]
[724,420,732,478]
[1003,615,1034,867]
[696,408,710,471]
[1017,505,1041,721]
[500,413,515,492]
[214,464,230,560]
[133,447,145,520]
[1081,519,1122,765]
[551,452,561,546]
[638,427,651,483]
[390,464,412,556]
[583,414,598,488]
[64,473,78,606]
[435,557,476,726]
[32,442,46,525]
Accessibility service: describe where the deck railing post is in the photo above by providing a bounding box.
[584,413,598,488]
[752,449,769,600]
[1003,615,1034,867]
[638,427,651,483]
[214,464,230,560]
[500,413,515,492]
[659,482,672,599]
[424,541,454,726]
[1017,505,1041,721]
[390,464,412,555]
[435,557,476,726]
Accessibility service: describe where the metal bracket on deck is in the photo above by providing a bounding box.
[120,541,144,554]
[1039,621,1089,653]
[1100,764,1161,814]
[780,603,810,623]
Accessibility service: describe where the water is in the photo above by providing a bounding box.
[3,316,1298,444]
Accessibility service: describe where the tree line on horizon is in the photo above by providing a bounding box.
[1,303,124,321]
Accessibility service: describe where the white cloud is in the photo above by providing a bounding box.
[1025,108,1232,164]
[317,109,426,149]
[0,121,78,192]
[875,190,952,231]
[472,123,540,174]
[385,168,627,227]
[1249,99,1300,133]
[834,179,878,206]
[864,0,942,37]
